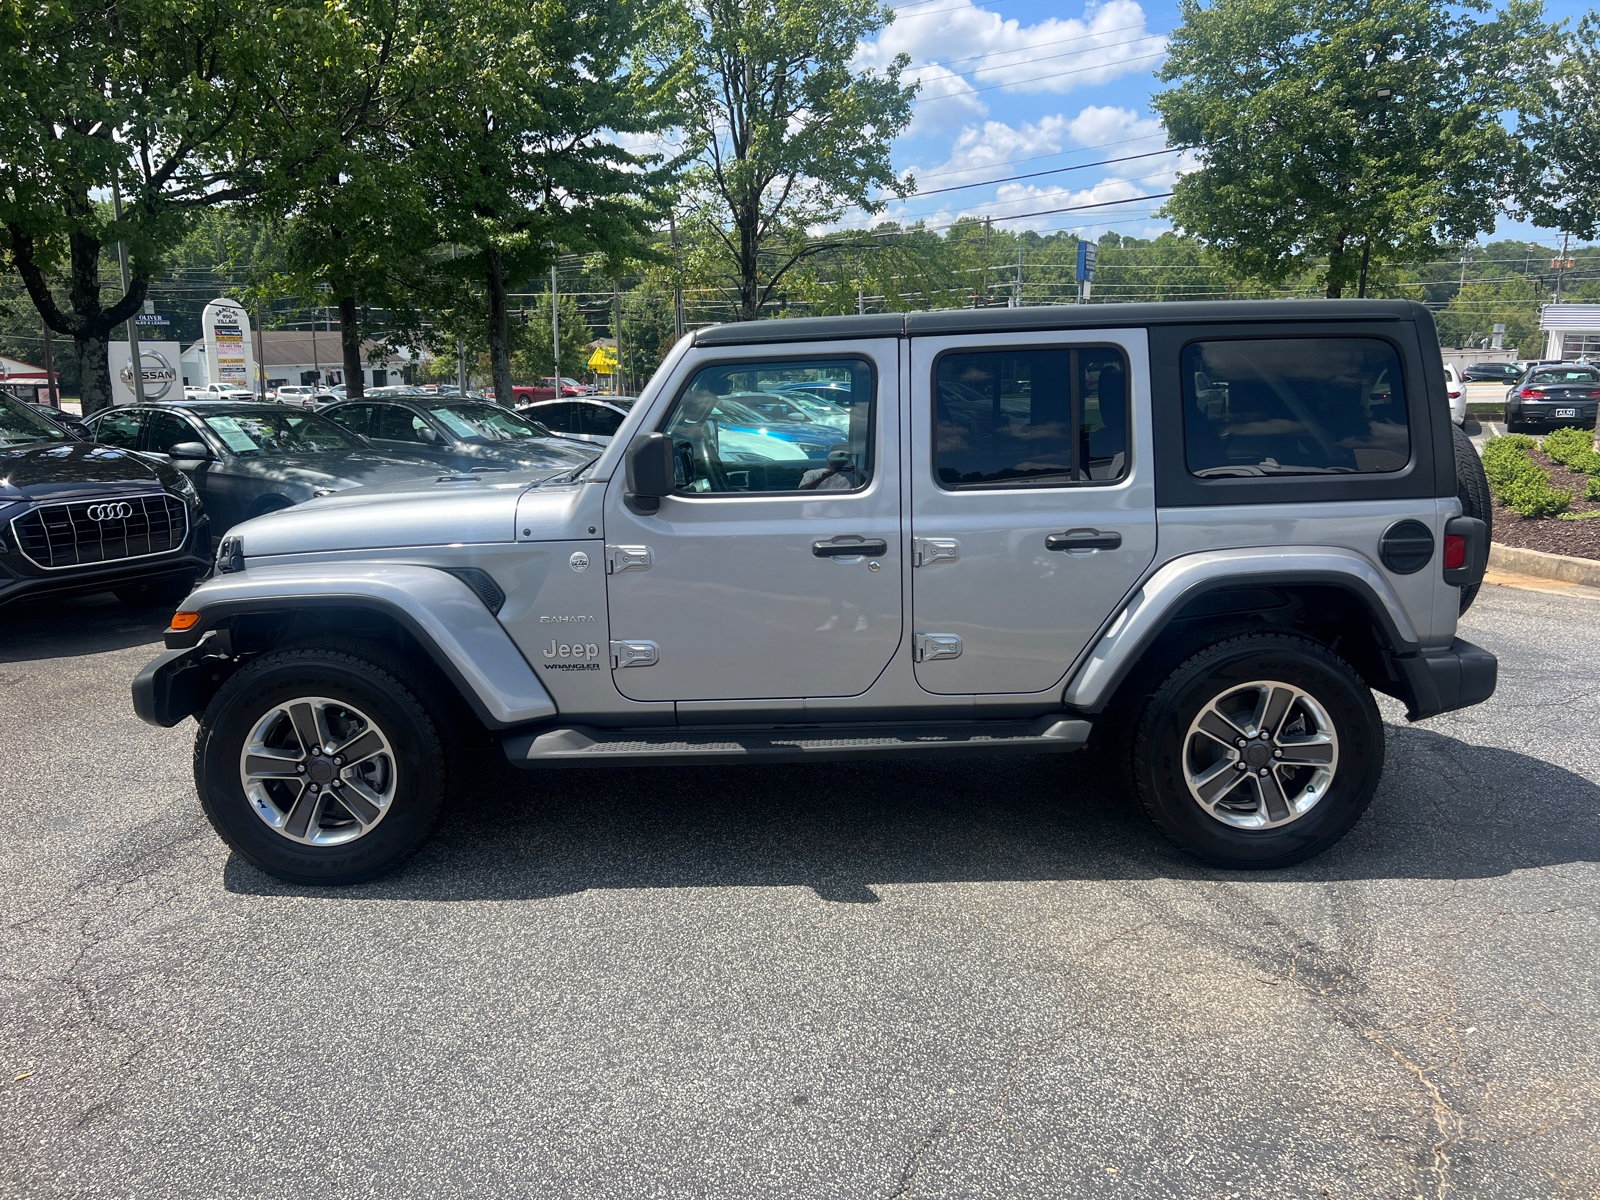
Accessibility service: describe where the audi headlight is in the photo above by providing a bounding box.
[168,472,199,503]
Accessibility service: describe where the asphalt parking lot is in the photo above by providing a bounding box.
[4,581,1597,1199]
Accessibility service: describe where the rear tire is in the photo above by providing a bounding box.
[1452,423,1492,614]
[193,643,453,884]
[1130,632,1384,869]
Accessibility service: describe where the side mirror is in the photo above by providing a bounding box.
[167,441,214,462]
[416,426,440,443]
[624,432,674,515]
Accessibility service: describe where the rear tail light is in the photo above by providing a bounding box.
[1519,387,1543,398]
[1448,388,1461,398]
[1443,535,1466,570]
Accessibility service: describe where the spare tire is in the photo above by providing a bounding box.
[1453,423,1492,614]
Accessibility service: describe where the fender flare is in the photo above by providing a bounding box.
[1062,547,1421,713]
[134,562,556,729]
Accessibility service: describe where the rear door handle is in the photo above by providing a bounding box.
[813,537,888,558]
[1046,529,1122,552]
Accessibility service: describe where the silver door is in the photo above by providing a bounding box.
[603,341,901,703]
[908,329,1157,695]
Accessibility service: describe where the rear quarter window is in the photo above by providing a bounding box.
[1182,338,1409,478]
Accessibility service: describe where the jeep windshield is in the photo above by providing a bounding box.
[0,395,72,447]
[200,409,366,456]
[428,402,554,441]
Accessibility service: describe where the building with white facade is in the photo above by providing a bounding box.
[180,331,417,390]
[1539,304,1600,362]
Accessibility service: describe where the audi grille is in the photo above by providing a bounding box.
[9,494,189,570]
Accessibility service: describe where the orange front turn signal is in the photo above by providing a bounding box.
[169,612,201,631]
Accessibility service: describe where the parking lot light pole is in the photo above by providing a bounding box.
[110,180,147,404]
[552,261,560,387]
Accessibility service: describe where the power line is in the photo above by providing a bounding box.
[912,147,1182,197]
[932,18,1174,68]
[912,49,1169,104]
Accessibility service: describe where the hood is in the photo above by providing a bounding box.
[243,451,443,491]
[454,439,596,470]
[0,441,165,503]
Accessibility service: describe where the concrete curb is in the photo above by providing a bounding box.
[1489,542,1600,587]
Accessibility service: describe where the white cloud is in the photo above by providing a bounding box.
[902,63,988,139]
[1065,105,1163,148]
[860,0,1165,99]
[906,116,1071,189]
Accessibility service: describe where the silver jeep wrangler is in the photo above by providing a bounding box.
[134,300,1495,884]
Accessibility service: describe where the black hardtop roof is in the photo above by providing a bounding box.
[691,299,1429,346]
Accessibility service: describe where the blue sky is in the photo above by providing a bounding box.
[855,0,1592,246]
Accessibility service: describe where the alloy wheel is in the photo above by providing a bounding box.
[1181,680,1339,830]
[239,696,398,846]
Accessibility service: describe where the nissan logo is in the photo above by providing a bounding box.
[85,502,134,521]
[118,349,178,400]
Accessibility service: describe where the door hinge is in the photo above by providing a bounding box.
[912,538,960,567]
[914,633,963,662]
[610,640,659,668]
[607,545,652,573]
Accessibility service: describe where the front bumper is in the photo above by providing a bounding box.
[1394,638,1498,721]
[0,523,211,608]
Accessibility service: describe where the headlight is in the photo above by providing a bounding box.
[168,471,199,502]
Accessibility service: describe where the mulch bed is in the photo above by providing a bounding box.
[1490,445,1600,561]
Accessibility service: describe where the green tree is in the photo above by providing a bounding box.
[1154,0,1552,298]
[0,0,389,412]
[1517,14,1600,242]
[414,0,682,408]
[674,0,917,320]
[513,291,593,380]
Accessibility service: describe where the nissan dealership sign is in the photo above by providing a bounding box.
[110,341,182,405]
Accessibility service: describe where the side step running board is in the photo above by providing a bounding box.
[502,716,1092,769]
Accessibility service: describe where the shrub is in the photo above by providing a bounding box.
[1541,426,1594,465]
[1589,476,1600,502]
[1482,434,1572,517]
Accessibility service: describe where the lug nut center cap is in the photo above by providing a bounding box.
[1244,742,1273,767]
[306,758,336,784]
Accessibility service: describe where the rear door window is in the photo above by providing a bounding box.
[1182,338,1409,477]
[933,346,1129,488]
[94,409,146,450]
[581,404,625,437]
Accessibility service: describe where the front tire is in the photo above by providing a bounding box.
[193,644,452,884]
[1130,632,1384,869]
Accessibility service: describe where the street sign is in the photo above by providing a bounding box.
[1076,240,1098,282]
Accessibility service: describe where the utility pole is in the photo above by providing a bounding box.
[669,216,685,340]
[1011,248,1022,308]
[110,180,147,405]
[311,311,320,386]
[452,246,465,395]
[42,323,58,406]
[1358,235,1372,299]
[857,288,864,315]
[551,261,561,386]
[1554,231,1572,305]
[981,217,991,306]
[613,278,624,395]
[255,306,266,399]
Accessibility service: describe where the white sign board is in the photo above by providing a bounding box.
[202,299,255,392]
[109,341,182,405]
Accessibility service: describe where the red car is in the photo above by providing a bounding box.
[509,378,585,406]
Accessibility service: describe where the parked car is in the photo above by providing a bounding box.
[24,402,91,440]
[271,385,322,408]
[518,396,637,446]
[186,383,255,402]
[1503,363,1600,431]
[1462,361,1520,383]
[83,401,442,532]
[137,299,1496,885]
[1442,363,1467,426]
[0,393,210,608]
[319,397,598,473]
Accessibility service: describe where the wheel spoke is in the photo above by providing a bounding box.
[283,783,324,840]
[287,703,322,758]
[1197,709,1249,747]
[1259,770,1292,822]
[1193,759,1248,806]
[334,729,385,767]
[330,782,380,825]
[244,753,302,779]
[1260,687,1295,738]
[1277,739,1334,765]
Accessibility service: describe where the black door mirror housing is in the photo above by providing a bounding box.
[624,432,674,514]
[167,441,215,461]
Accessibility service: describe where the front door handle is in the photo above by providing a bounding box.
[1046,529,1123,552]
[813,537,888,558]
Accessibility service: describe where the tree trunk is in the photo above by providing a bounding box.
[338,294,364,399]
[1325,234,1347,299]
[77,330,113,416]
[484,246,515,404]
[736,203,760,321]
